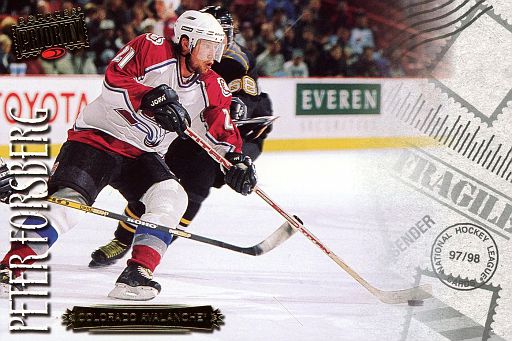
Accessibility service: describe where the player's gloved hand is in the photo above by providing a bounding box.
[224,152,257,195]
[141,84,191,139]
[230,97,247,121]
[0,160,16,204]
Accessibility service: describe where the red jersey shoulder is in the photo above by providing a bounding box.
[130,33,175,61]
[200,70,232,108]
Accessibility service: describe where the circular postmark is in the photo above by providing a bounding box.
[431,223,498,291]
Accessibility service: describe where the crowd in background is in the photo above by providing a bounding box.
[0,0,411,77]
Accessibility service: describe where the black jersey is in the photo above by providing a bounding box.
[212,43,260,97]
[213,43,273,143]
[213,43,258,86]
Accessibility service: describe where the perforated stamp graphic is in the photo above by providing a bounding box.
[427,4,512,127]
[400,268,502,341]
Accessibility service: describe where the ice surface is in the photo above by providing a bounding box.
[0,149,426,340]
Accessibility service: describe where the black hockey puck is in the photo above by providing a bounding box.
[407,300,424,306]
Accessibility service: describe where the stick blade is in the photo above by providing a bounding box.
[376,284,432,304]
[251,221,297,255]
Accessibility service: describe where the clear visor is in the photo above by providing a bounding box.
[194,39,224,63]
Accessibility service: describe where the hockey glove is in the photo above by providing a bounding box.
[224,152,257,195]
[0,160,16,204]
[141,84,191,139]
[230,97,248,121]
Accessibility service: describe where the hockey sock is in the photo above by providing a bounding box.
[128,180,187,272]
[2,216,58,276]
[179,199,201,227]
[128,225,173,272]
[114,201,147,245]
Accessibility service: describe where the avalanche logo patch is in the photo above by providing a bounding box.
[145,33,164,46]
[217,78,231,97]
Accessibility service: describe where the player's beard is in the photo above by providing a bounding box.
[184,53,195,74]
[186,53,211,75]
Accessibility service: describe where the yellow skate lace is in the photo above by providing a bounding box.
[98,239,128,258]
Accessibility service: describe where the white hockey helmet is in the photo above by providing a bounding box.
[173,10,225,62]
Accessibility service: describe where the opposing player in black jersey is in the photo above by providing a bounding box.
[88,6,274,267]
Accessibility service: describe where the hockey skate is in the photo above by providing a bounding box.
[89,239,131,268]
[108,263,161,301]
[0,264,22,296]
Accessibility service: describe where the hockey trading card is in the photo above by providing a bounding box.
[1,1,512,340]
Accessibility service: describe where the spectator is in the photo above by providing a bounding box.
[36,0,51,15]
[232,0,258,23]
[349,46,381,77]
[251,0,269,31]
[235,21,254,47]
[256,40,285,76]
[297,26,322,75]
[176,0,204,12]
[294,7,316,42]
[71,49,97,74]
[140,18,157,34]
[280,25,298,61]
[41,54,75,74]
[0,34,11,74]
[349,10,375,55]
[284,49,308,77]
[270,8,287,40]
[153,0,178,42]
[92,19,118,74]
[255,22,275,56]
[245,39,259,57]
[106,0,131,30]
[331,1,352,28]
[0,0,421,77]
[85,4,106,47]
[327,26,352,58]
[265,0,295,21]
[115,24,137,49]
[322,45,347,76]
[388,49,406,77]
[1,16,16,40]
[25,58,46,75]
[131,4,147,35]
[62,0,74,11]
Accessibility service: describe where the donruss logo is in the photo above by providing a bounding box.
[12,8,89,60]
[41,47,66,60]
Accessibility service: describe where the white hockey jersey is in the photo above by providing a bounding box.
[69,33,242,158]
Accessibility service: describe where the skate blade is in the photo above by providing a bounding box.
[88,259,115,268]
[108,283,159,301]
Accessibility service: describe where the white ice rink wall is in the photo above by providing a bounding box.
[0,76,429,157]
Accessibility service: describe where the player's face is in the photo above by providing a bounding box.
[189,39,223,74]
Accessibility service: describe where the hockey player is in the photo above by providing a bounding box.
[0,10,257,300]
[88,5,274,268]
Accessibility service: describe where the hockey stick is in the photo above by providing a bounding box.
[184,128,432,304]
[233,116,278,126]
[46,196,296,256]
